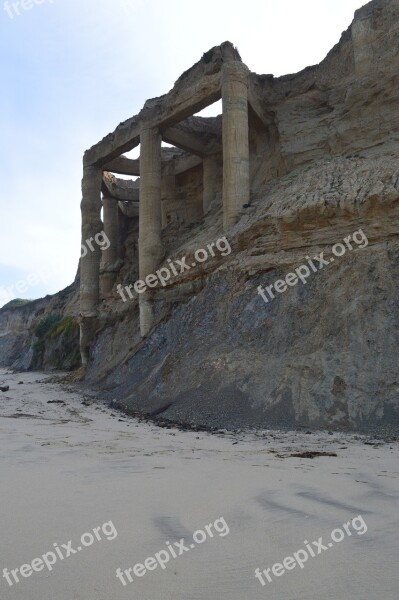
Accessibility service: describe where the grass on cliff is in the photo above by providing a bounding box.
[1,298,32,310]
[35,314,63,339]
[33,314,81,371]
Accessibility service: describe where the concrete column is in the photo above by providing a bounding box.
[100,195,119,296]
[203,156,218,214]
[80,165,103,366]
[139,125,164,337]
[222,62,250,231]
[161,164,176,229]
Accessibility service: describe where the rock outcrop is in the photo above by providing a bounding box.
[87,153,399,433]
[0,282,80,371]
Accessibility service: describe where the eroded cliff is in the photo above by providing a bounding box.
[87,152,399,433]
[1,0,398,434]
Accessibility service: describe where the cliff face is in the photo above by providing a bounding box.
[248,0,399,183]
[0,299,48,369]
[0,283,80,371]
[1,0,398,434]
[85,0,399,434]
[88,153,399,433]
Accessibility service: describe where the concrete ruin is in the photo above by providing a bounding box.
[81,0,399,366]
[80,42,258,362]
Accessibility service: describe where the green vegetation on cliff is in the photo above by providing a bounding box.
[33,315,81,371]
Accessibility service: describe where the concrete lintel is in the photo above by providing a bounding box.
[85,80,219,167]
[102,172,139,201]
[84,42,241,168]
[163,116,222,157]
[104,156,140,176]
[105,147,204,179]
[84,117,141,168]
[147,41,241,129]
[155,79,221,131]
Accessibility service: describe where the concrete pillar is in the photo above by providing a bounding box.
[80,165,103,366]
[139,125,164,337]
[161,164,176,229]
[222,62,250,231]
[203,156,218,214]
[100,195,119,296]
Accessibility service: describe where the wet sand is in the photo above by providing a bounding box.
[0,369,398,599]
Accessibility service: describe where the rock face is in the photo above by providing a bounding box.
[1,0,398,433]
[88,153,399,433]
[0,298,49,369]
[0,283,80,371]
[248,0,399,182]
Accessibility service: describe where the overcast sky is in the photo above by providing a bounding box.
[0,0,367,307]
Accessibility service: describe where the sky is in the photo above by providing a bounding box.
[0,0,367,307]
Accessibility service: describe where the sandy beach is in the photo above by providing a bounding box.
[0,368,398,599]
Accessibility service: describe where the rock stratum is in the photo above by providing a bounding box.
[1,0,398,434]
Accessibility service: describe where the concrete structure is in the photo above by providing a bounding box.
[221,62,250,230]
[80,42,267,363]
[100,195,119,297]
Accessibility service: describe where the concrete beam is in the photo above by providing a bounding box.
[105,149,204,182]
[104,147,185,176]
[84,116,141,168]
[102,172,139,201]
[152,75,221,131]
[163,116,222,157]
[104,156,140,176]
[146,42,241,129]
[84,43,241,168]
